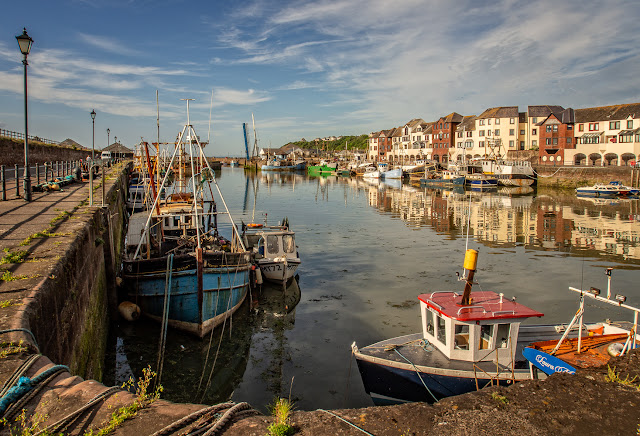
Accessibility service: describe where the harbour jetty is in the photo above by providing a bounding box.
[0,162,638,435]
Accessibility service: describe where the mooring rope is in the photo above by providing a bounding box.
[0,329,40,353]
[32,386,120,436]
[393,349,439,403]
[0,354,41,398]
[150,402,259,436]
[0,364,69,418]
[316,409,376,435]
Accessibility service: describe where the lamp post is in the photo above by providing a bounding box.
[16,28,33,201]
[90,110,96,162]
[107,128,110,148]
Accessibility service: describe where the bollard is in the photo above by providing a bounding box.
[1,165,5,201]
[15,164,19,197]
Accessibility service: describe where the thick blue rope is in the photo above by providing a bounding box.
[0,364,69,415]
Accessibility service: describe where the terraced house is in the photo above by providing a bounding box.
[368,102,640,166]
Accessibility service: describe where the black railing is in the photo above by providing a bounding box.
[0,160,84,200]
[0,129,59,145]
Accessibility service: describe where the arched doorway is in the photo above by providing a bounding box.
[574,153,586,165]
[604,153,618,166]
[588,153,601,166]
[621,153,636,166]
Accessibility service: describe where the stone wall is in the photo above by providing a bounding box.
[16,166,128,380]
[0,137,90,167]
[534,164,640,189]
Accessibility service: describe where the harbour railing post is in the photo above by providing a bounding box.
[44,162,48,182]
[55,161,59,178]
[101,165,105,207]
[89,165,94,206]
[36,163,39,184]
[15,164,19,197]
[1,165,5,201]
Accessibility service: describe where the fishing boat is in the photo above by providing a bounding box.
[362,166,380,179]
[478,159,535,187]
[351,249,618,405]
[467,174,498,188]
[230,159,239,167]
[524,270,639,376]
[381,167,403,179]
[308,162,337,175]
[262,158,303,171]
[241,218,301,286]
[420,170,465,187]
[121,102,252,338]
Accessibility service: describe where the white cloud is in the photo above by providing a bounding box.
[78,33,139,56]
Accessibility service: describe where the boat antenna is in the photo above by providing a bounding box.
[207,89,213,143]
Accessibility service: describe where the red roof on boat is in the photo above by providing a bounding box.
[418,291,544,322]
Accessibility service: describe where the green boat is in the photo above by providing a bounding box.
[307,164,337,175]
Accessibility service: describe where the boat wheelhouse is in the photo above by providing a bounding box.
[242,222,301,285]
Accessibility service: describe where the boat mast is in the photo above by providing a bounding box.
[252,113,259,158]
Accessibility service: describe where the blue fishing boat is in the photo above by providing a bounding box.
[262,159,306,171]
[122,102,252,338]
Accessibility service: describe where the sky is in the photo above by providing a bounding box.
[1,0,640,157]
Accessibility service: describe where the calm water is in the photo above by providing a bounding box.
[104,168,640,412]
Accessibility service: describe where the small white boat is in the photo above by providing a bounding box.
[576,181,637,197]
[362,166,380,179]
[242,219,301,286]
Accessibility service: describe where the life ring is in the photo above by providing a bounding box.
[607,342,625,357]
[247,223,263,228]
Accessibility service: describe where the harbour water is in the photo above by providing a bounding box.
[104,168,640,412]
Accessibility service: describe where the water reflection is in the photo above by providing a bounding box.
[350,179,640,262]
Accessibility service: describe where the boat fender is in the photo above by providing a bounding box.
[255,268,263,285]
[247,223,263,228]
[607,342,625,357]
[118,301,141,322]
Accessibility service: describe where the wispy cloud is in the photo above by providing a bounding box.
[79,33,139,56]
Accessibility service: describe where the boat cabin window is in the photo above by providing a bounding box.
[426,310,434,335]
[173,217,180,227]
[496,323,510,348]
[454,324,470,350]
[267,235,279,254]
[479,325,492,350]
[283,235,295,254]
[436,315,446,344]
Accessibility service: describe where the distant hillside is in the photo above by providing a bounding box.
[283,134,368,151]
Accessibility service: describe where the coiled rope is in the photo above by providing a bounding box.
[150,401,259,436]
[0,364,69,419]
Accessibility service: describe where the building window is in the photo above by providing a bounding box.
[479,130,485,136]
[445,123,449,128]
[458,132,462,138]
[509,140,514,147]
[546,125,558,132]
[479,119,485,126]
[620,133,633,143]
[532,140,537,146]
[532,117,538,123]
[566,137,572,144]
[509,129,515,135]
[532,129,537,135]
[495,119,500,125]
[520,129,525,135]
[488,119,492,125]
[495,129,500,135]
[520,141,525,149]
[579,124,584,131]
[467,131,472,137]
[510,118,515,124]
[609,121,620,130]
[480,141,485,147]
[567,124,573,130]
[487,130,492,136]
[589,123,599,131]
[628,120,633,129]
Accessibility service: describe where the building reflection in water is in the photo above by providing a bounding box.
[353,178,640,263]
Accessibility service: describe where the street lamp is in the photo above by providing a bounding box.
[90,110,96,162]
[107,128,110,148]
[16,28,33,201]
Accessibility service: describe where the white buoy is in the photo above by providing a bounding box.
[118,301,141,321]
[255,268,263,285]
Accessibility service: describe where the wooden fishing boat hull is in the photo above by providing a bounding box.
[123,252,251,337]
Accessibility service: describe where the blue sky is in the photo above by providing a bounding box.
[1,0,640,156]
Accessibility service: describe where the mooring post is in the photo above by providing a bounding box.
[15,164,19,197]
[1,165,5,201]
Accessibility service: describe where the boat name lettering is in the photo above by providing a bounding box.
[534,354,575,374]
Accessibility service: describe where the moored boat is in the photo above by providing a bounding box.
[121,102,252,338]
[575,181,634,197]
[420,170,465,187]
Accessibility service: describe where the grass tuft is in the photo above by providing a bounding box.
[267,397,295,436]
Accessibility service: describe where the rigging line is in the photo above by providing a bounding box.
[197,283,220,395]
[393,348,439,402]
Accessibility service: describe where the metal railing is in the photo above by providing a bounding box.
[0,160,84,200]
[0,129,59,145]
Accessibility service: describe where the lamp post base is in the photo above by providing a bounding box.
[23,176,31,202]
